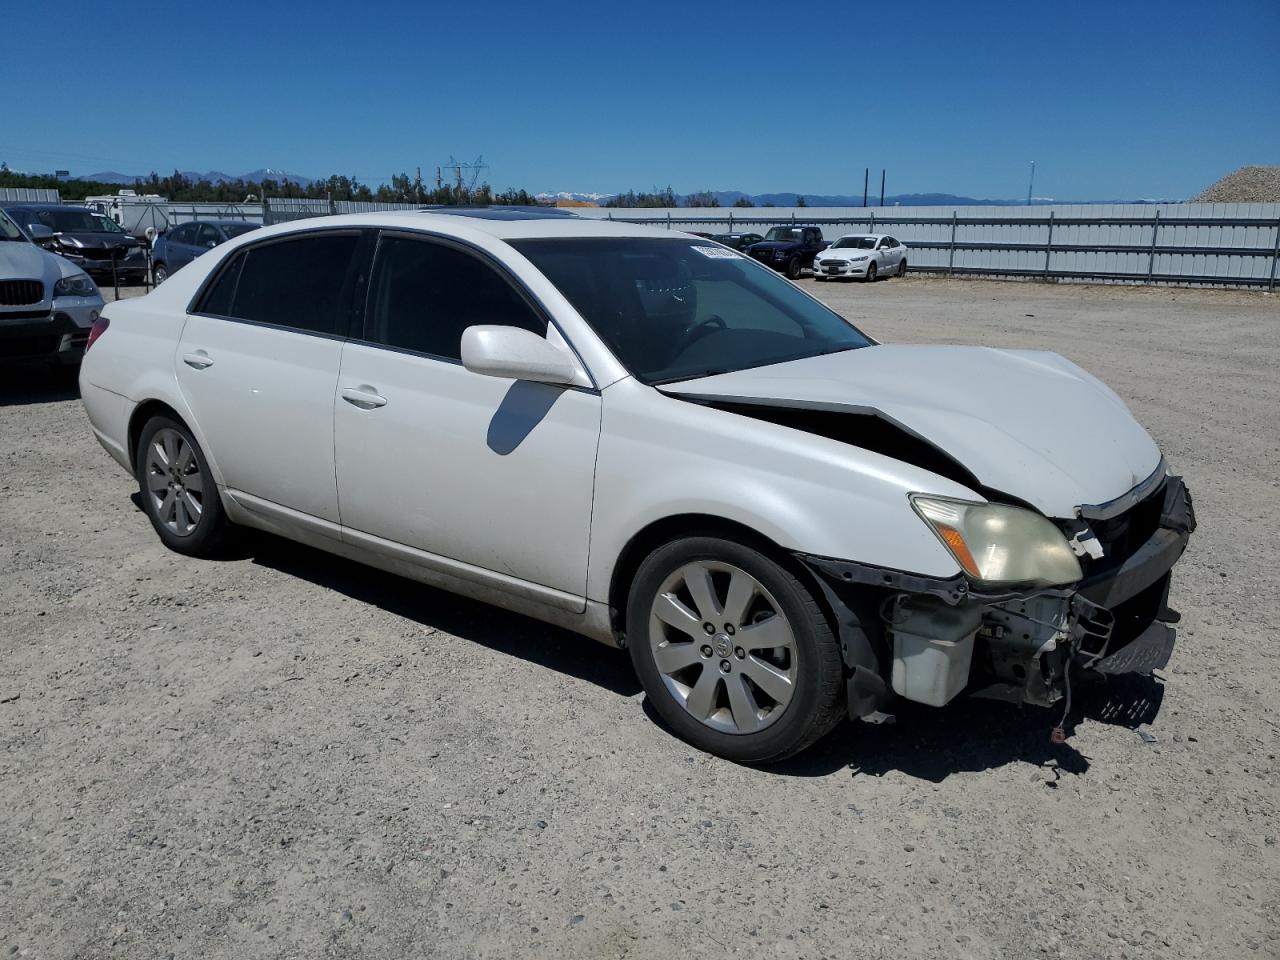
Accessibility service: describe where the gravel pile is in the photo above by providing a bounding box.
[1193,165,1280,202]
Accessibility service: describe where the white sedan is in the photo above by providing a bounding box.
[813,233,907,281]
[79,211,1194,762]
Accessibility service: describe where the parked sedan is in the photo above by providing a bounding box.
[709,232,763,251]
[80,212,1194,763]
[2,203,149,284]
[151,220,260,283]
[0,206,104,366]
[813,234,907,281]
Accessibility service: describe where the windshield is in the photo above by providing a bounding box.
[0,209,24,242]
[762,227,803,242]
[31,209,125,233]
[512,238,873,384]
[221,222,259,239]
[831,236,876,250]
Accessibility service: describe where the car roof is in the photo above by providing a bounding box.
[240,210,694,242]
[835,233,887,240]
[173,219,258,228]
[0,203,92,211]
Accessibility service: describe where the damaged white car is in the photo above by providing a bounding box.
[79,211,1195,763]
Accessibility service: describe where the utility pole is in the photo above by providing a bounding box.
[879,169,885,207]
[1027,160,1036,205]
[415,166,422,203]
[863,168,868,207]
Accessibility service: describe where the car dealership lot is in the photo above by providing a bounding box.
[2,278,1277,959]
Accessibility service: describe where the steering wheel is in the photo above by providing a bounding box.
[681,314,727,349]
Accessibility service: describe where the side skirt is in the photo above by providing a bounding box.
[221,488,618,647]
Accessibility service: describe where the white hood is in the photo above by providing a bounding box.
[661,344,1162,518]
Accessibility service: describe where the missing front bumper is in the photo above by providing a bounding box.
[798,475,1195,717]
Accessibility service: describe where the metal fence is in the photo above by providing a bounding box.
[0,187,62,203]
[576,204,1280,288]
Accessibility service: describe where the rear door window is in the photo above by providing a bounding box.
[365,234,546,361]
[194,232,362,336]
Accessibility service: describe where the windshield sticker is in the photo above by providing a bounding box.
[692,245,742,259]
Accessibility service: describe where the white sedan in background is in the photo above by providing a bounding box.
[79,211,1192,763]
[813,234,907,281]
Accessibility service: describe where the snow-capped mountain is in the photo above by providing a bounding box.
[534,191,617,203]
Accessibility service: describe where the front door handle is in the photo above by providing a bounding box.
[341,386,388,410]
[182,351,213,369]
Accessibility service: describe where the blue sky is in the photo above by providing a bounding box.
[4,0,1277,199]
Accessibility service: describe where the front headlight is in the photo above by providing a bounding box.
[774,250,786,259]
[852,255,869,262]
[910,495,1082,587]
[53,273,99,298]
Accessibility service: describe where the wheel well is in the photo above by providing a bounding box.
[127,400,186,471]
[607,514,829,643]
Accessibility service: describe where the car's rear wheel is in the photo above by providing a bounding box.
[135,416,229,556]
[897,258,908,277]
[864,262,877,282]
[786,257,802,281]
[152,262,168,284]
[627,536,844,763]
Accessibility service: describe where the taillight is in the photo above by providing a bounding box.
[85,314,109,353]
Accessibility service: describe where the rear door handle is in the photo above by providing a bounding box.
[341,386,388,409]
[182,351,213,369]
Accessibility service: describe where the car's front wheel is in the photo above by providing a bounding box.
[627,536,844,763]
[786,257,803,281]
[864,262,877,282]
[152,262,168,284]
[135,415,230,556]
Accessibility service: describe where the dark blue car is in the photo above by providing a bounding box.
[151,219,259,283]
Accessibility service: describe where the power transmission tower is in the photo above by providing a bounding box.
[443,155,490,200]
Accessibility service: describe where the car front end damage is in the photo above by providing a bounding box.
[797,470,1196,731]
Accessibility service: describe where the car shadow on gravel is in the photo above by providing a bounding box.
[239,530,643,697]
[762,673,1166,781]
[0,365,80,406]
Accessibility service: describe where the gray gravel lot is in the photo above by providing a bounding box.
[2,277,1278,959]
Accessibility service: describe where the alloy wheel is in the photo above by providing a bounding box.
[143,427,204,536]
[647,560,797,735]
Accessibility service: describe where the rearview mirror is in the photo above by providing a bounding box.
[27,224,55,244]
[461,325,577,386]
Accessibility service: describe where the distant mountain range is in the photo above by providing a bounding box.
[537,190,1172,206]
[78,168,313,187]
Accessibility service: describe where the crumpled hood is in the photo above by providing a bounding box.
[54,232,139,250]
[660,344,1162,518]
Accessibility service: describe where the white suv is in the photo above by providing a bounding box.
[79,210,1194,762]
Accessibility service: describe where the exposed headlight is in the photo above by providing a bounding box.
[852,255,869,262]
[53,273,99,298]
[774,250,786,259]
[910,495,1082,587]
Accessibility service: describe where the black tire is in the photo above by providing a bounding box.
[897,258,908,277]
[152,262,168,285]
[627,536,844,764]
[135,415,230,556]
[786,257,802,281]
[864,261,877,282]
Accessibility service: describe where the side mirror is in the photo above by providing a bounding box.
[461,325,578,385]
[27,224,55,244]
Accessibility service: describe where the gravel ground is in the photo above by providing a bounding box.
[2,277,1278,959]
